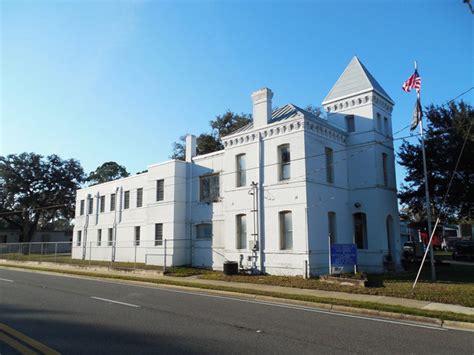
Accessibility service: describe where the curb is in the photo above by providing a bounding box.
[1,263,473,332]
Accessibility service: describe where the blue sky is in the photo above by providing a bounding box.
[1,0,472,189]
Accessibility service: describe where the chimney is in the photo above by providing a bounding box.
[185,134,197,162]
[251,88,273,128]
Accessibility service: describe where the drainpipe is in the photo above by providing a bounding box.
[257,132,264,274]
[82,194,90,260]
[112,186,120,262]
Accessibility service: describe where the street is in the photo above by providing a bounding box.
[0,268,472,354]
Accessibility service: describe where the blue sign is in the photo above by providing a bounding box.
[331,244,357,266]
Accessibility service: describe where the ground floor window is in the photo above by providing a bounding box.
[135,226,140,246]
[108,228,113,246]
[236,214,247,249]
[155,223,163,246]
[196,223,212,239]
[328,211,337,244]
[97,229,102,246]
[77,231,82,246]
[279,211,293,250]
[353,213,368,249]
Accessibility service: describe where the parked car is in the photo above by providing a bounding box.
[403,241,415,254]
[452,241,474,261]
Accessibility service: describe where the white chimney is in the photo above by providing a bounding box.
[251,88,273,128]
[185,134,197,162]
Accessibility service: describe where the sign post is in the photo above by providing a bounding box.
[330,244,357,274]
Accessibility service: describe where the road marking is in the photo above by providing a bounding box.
[91,296,140,308]
[0,277,14,282]
[0,267,452,331]
[0,323,60,355]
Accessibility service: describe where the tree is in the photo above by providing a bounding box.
[0,153,85,242]
[398,101,473,223]
[87,161,129,185]
[304,104,323,118]
[171,111,251,160]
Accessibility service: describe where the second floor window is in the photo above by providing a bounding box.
[279,144,290,181]
[110,193,116,211]
[124,190,130,209]
[345,115,355,133]
[88,197,94,214]
[156,179,164,201]
[200,174,220,203]
[325,147,334,184]
[137,188,143,207]
[236,154,246,187]
[100,196,105,213]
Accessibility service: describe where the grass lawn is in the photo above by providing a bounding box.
[200,263,474,307]
[0,254,163,271]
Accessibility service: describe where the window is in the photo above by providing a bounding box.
[88,197,94,214]
[108,228,113,246]
[325,147,334,183]
[328,212,337,244]
[0,235,7,243]
[353,213,368,249]
[382,153,388,187]
[196,223,212,239]
[97,229,102,246]
[236,154,246,187]
[279,144,290,180]
[110,193,116,211]
[77,231,82,246]
[345,115,355,133]
[384,117,389,136]
[199,174,220,203]
[124,190,130,209]
[79,200,85,216]
[155,223,163,246]
[376,113,382,131]
[236,214,247,249]
[137,188,143,208]
[279,211,293,250]
[156,179,164,201]
[135,226,140,246]
[100,196,105,213]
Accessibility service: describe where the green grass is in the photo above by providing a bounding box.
[200,264,474,307]
[0,254,163,271]
[0,263,472,324]
[164,266,214,277]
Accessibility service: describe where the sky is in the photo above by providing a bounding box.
[1,0,472,190]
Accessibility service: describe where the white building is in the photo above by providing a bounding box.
[72,57,401,276]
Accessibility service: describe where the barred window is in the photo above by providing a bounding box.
[135,226,140,246]
[108,228,113,246]
[137,188,143,207]
[156,180,164,201]
[325,147,334,184]
[354,213,368,249]
[279,144,290,181]
[200,174,220,203]
[155,223,163,246]
[88,197,94,214]
[97,229,102,246]
[124,190,130,209]
[100,196,105,213]
[110,193,116,211]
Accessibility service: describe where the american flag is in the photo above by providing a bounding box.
[402,70,421,93]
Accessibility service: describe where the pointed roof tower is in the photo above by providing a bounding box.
[322,56,394,106]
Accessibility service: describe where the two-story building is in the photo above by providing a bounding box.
[72,56,401,276]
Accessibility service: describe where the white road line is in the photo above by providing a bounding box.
[0,278,14,283]
[90,296,140,308]
[2,268,450,331]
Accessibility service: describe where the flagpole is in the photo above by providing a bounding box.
[416,61,436,282]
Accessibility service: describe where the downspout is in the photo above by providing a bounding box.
[188,161,193,266]
[257,132,264,274]
[82,194,90,260]
[112,186,120,262]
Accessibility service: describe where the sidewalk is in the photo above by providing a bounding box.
[1,260,473,318]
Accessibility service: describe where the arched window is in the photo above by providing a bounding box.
[353,213,367,249]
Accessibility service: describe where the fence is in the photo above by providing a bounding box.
[0,239,191,272]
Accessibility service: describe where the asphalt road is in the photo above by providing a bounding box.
[0,268,472,354]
